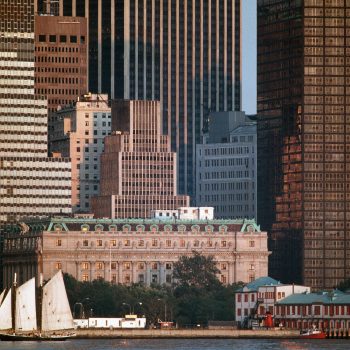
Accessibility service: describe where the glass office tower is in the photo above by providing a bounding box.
[258,0,350,289]
[38,0,242,198]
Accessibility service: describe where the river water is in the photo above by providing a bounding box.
[0,339,348,350]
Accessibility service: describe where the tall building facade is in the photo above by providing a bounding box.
[0,0,72,224]
[37,0,242,197]
[92,100,190,219]
[196,112,257,219]
[50,94,111,213]
[258,0,350,289]
[34,15,88,115]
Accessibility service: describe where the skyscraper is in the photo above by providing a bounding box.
[258,0,350,289]
[37,0,242,197]
[92,99,190,219]
[0,0,71,224]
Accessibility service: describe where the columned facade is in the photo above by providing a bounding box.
[2,218,270,287]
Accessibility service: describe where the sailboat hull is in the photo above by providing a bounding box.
[0,332,76,341]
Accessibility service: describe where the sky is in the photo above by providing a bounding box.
[242,0,257,115]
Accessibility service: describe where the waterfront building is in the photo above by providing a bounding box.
[235,277,310,326]
[2,217,270,287]
[91,99,190,219]
[34,15,88,116]
[37,0,242,198]
[196,112,257,219]
[275,291,350,331]
[0,0,72,224]
[152,207,214,221]
[257,0,350,288]
[50,94,111,213]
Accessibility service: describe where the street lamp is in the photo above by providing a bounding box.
[73,297,90,318]
[157,298,167,322]
[122,302,143,315]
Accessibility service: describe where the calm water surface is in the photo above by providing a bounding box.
[0,339,348,350]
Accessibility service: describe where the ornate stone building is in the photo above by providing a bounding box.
[2,217,270,288]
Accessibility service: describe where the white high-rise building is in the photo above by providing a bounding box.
[50,94,111,212]
[196,112,257,219]
[0,0,71,224]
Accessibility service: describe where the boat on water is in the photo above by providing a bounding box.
[0,270,76,341]
[300,325,327,339]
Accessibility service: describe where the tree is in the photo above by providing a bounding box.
[172,251,221,289]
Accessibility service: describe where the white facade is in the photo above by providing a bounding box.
[196,113,257,219]
[50,94,111,212]
[73,317,146,329]
[152,207,214,221]
[235,278,310,324]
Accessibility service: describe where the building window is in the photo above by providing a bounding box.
[110,240,117,247]
[152,239,158,247]
[82,262,89,270]
[221,240,227,247]
[221,263,227,271]
[152,262,158,270]
[221,275,227,284]
[152,274,158,283]
[249,275,255,282]
[55,262,62,270]
[237,308,241,316]
[111,262,117,270]
[138,263,145,270]
[70,35,77,43]
[124,275,131,284]
[249,240,255,247]
[250,264,255,271]
[138,274,144,283]
[180,239,185,248]
[165,263,172,270]
[38,35,46,42]
[82,274,89,282]
[56,239,62,247]
[97,239,103,247]
[111,274,117,283]
[124,262,131,270]
[96,262,103,270]
[83,240,89,247]
[138,240,144,247]
[124,240,130,247]
[166,239,172,247]
[49,35,56,42]
[166,274,172,283]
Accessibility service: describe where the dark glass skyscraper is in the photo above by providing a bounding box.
[38,0,242,197]
[258,0,350,289]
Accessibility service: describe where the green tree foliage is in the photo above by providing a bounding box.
[172,251,221,289]
[63,252,244,327]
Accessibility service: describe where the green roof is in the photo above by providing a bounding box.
[239,276,281,292]
[276,290,350,305]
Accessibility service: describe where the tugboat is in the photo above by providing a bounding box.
[300,324,327,339]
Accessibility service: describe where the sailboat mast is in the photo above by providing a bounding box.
[37,274,43,333]
[11,273,17,332]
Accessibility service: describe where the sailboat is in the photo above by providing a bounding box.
[0,270,76,341]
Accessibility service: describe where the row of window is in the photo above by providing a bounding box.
[38,35,85,44]
[56,238,235,248]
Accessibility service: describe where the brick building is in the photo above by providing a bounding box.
[91,100,190,219]
[34,15,88,117]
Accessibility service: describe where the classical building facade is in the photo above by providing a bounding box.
[258,0,350,289]
[50,94,111,212]
[2,218,270,288]
[0,0,71,224]
[91,100,190,219]
[34,15,88,116]
[196,112,257,219]
[37,0,242,198]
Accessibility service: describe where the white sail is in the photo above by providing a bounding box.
[0,290,12,330]
[0,289,6,306]
[15,278,37,331]
[41,270,74,331]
